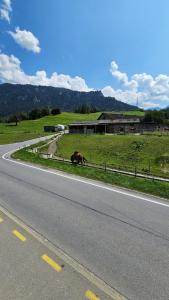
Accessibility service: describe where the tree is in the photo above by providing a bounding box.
[40,107,50,117]
[51,107,61,115]
[18,112,29,121]
[74,104,98,114]
[8,115,19,126]
[29,108,42,120]
[143,110,165,124]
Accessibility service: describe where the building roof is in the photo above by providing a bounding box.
[98,112,143,121]
[69,118,141,126]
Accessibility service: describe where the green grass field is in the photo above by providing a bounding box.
[12,148,169,200]
[0,112,100,144]
[57,134,169,178]
[0,111,143,145]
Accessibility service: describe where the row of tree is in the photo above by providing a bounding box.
[74,104,99,114]
[5,107,61,125]
[143,110,169,124]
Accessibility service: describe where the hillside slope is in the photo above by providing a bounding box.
[0,83,137,116]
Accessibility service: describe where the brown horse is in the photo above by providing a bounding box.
[71,151,86,165]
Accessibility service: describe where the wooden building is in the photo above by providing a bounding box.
[69,113,168,134]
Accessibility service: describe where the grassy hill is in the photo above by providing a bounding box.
[0,110,144,145]
[57,133,169,178]
[0,112,100,144]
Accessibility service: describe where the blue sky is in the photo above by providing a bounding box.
[1,0,169,108]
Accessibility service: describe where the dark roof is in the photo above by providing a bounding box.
[98,112,143,121]
[69,118,141,127]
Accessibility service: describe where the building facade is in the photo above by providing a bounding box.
[69,113,168,134]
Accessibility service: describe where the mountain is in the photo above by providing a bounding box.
[0,83,138,117]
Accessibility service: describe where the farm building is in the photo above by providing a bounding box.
[69,113,168,134]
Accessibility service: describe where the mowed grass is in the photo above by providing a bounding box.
[122,110,144,116]
[57,134,169,178]
[0,111,143,145]
[12,148,169,200]
[0,112,100,144]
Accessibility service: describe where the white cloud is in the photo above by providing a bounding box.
[0,52,91,92]
[102,86,139,105]
[0,52,169,109]
[9,27,41,53]
[102,61,169,109]
[0,0,12,23]
[110,61,128,85]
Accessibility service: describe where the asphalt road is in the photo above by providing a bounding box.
[0,208,112,300]
[0,138,169,300]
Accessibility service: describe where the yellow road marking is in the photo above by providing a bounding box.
[12,230,26,241]
[0,205,126,300]
[41,254,62,272]
[85,290,101,300]
[0,217,3,223]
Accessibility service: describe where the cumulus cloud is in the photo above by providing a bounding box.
[9,27,41,53]
[0,0,12,22]
[102,61,169,109]
[0,52,91,92]
[110,61,129,85]
[0,52,169,109]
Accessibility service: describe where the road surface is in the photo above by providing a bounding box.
[0,138,169,300]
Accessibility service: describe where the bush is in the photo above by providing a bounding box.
[29,108,42,120]
[41,107,50,117]
[143,110,166,124]
[51,107,61,115]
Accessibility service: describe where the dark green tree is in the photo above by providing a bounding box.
[143,110,165,124]
[29,108,42,120]
[8,115,19,126]
[74,104,98,114]
[51,107,61,115]
[40,107,50,117]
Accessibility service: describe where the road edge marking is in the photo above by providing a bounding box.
[2,150,169,209]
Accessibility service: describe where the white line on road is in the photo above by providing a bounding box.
[2,150,169,209]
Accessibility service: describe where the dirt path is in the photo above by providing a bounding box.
[46,133,63,157]
[47,140,57,156]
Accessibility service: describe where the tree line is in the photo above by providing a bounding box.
[0,104,99,125]
[74,104,99,114]
[3,107,61,125]
[143,109,169,124]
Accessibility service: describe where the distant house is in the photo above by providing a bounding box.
[69,113,168,134]
[44,124,65,132]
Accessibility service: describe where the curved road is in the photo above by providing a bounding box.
[0,138,169,300]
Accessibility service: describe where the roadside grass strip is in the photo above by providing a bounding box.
[41,254,62,272]
[12,148,169,200]
[0,217,4,223]
[12,229,27,242]
[85,290,101,300]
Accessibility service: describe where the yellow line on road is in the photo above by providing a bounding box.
[85,290,101,300]
[41,254,62,272]
[12,230,26,242]
[0,217,3,223]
